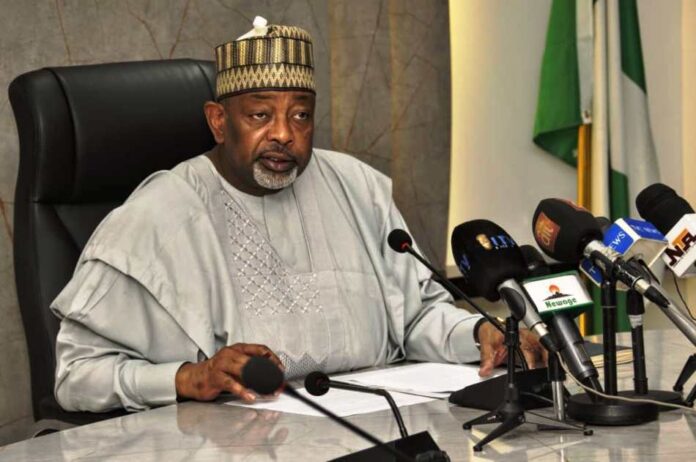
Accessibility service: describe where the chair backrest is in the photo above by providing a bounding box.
[9,59,216,421]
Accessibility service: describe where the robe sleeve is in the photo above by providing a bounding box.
[381,201,483,364]
[52,260,198,412]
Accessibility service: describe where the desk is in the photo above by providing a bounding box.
[1,330,695,461]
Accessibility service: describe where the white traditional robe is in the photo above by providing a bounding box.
[52,149,482,412]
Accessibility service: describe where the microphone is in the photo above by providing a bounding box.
[636,183,696,277]
[242,357,430,462]
[519,245,602,394]
[520,244,551,278]
[532,198,669,308]
[533,198,696,347]
[387,228,505,334]
[305,371,409,438]
[596,216,612,233]
[450,220,558,354]
[579,218,667,289]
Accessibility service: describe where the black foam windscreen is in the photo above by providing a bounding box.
[595,216,612,234]
[304,371,330,396]
[241,356,284,395]
[636,183,694,235]
[532,199,603,263]
[451,219,528,301]
[387,229,413,253]
[519,245,551,277]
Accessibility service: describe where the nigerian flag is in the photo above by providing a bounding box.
[534,0,659,219]
[606,0,659,220]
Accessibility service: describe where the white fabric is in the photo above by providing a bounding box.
[52,149,482,412]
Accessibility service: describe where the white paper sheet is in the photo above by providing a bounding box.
[225,387,433,417]
[341,362,504,399]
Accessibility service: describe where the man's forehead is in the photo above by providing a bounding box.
[228,91,316,104]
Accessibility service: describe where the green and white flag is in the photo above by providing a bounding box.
[605,0,659,220]
[534,0,659,218]
[533,0,593,166]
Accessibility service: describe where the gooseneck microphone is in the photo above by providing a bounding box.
[450,220,558,354]
[387,229,505,334]
[242,357,422,462]
[305,371,409,438]
[532,199,669,308]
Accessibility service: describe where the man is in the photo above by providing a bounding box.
[52,18,545,412]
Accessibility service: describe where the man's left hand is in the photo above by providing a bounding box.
[477,321,548,377]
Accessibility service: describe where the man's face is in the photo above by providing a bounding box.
[213,91,315,196]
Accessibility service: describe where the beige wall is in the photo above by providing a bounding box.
[683,0,696,306]
[0,0,451,445]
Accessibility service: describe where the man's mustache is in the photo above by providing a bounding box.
[257,143,295,159]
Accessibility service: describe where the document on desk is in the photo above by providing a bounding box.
[225,362,500,417]
[341,362,503,399]
[226,387,433,417]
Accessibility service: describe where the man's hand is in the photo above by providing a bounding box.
[175,343,284,402]
[477,321,548,377]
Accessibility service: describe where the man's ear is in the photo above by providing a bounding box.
[203,101,225,144]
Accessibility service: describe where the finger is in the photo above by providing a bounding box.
[522,347,538,369]
[478,342,497,377]
[541,346,549,366]
[237,344,285,370]
[494,347,508,367]
[214,350,252,378]
[520,332,546,368]
[218,371,256,402]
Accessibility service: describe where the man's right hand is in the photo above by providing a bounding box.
[175,343,284,402]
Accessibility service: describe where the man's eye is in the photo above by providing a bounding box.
[251,113,268,120]
[294,112,311,120]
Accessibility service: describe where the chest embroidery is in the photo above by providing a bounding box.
[222,190,323,317]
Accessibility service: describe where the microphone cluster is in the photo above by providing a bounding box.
[240,181,696,456]
[442,181,696,428]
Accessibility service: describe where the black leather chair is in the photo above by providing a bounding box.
[9,59,216,426]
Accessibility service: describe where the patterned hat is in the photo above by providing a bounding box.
[215,16,315,100]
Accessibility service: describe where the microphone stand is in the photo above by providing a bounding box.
[462,317,589,452]
[547,353,567,421]
[616,289,684,408]
[283,386,418,462]
[674,355,696,407]
[567,271,659,425]
[322,379,409,438]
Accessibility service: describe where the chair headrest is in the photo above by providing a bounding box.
[10,59,217,203]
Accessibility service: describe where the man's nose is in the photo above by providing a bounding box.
[267,115,293,145]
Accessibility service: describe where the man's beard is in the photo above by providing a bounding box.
[253,162,298,190]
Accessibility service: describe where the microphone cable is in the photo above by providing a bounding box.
[557,354,696,413]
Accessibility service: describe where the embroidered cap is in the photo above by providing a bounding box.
[215,16,315,101]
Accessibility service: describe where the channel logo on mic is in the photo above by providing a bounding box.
[534,212,560,253]
[522,271,593,320]
[474,233,516,250]
[665,228,696,267]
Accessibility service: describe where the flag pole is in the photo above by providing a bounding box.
[577,122,592,336]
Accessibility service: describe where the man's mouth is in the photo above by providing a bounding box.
[258,153,296,173]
